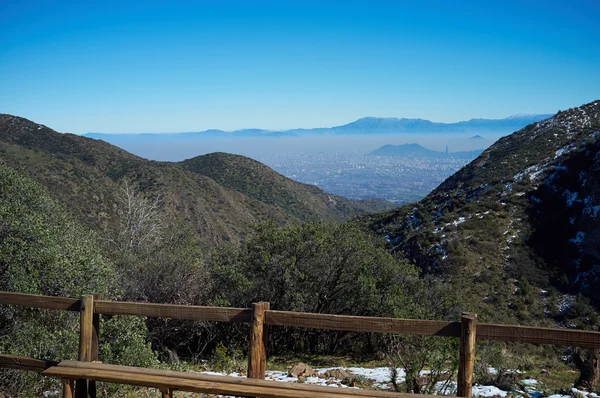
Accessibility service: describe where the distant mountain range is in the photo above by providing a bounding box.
[369,143,484,159]
[84,114,553,140]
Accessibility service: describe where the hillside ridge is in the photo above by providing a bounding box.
[365,100,600,325]
[180,152,393,222]
[0,114,383,246]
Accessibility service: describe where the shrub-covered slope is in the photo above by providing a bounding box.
[366,100,600,324]
[0,166,156,394]
[0,115,386,246]
[180,152,393,222]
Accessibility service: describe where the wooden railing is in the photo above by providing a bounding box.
[1,291,600,397]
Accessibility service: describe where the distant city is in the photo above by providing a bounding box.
[258,151,477,204]
[80,114,555,204]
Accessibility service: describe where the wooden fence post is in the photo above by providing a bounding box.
[247,302,270,380]
[88,293,101,398]
[457,313,477,398]
[75,294,95,398]
[62,379,74,398]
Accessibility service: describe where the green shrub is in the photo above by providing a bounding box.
[0,166,157,394]
[208,220,424,355]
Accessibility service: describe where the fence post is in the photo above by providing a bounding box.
[88,293,101,398]
[62,379,74,398]
[75,294,95,398]
[457,313,477,398]
[247,302,270,380]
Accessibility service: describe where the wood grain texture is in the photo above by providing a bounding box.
[0,354,57,372]
[94,300,252,322]
[89,294,101,398]
[457,313,477,398]
[45,366,420,398]
[78,295,94,362]
[478,323,600,348]
[3,290,600,350]
[62,379,74,398]
[265,310,461,336]
[248,302,269,380]
[0,291,79,311]
[56,361,408,397]
[76,295,94,398]
[91,294,101,362]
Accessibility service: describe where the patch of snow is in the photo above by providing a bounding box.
[521,378,538,385]
[345,367,405,383]
[472,385,508,397]
[572,387,600,398]
[453,217,466,226]
[555,143,576,159]
[558,295,576,314]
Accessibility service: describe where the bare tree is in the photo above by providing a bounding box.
[109,178,164,254]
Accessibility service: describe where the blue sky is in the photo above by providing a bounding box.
[1,0,598,134]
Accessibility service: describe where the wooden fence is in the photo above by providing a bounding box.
[1,290,600,398]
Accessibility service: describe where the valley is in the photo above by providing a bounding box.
[257,150,477,203]
[0,101,599,396]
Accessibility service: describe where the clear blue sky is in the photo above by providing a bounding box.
[1,0,598,134]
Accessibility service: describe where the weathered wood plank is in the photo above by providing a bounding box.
[0,354,57,372]
[265,310,461,336]
[94,300,252,323]
[45,366,422,398]
[89,294,101,398]
[4,290,600,349]
[0,291,79,311]
[76,295,94,398]
[56,361,408,397]
[457,313,477,398]
[478,323,600,348]
[248,302,269,380]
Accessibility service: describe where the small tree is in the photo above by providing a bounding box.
[108,178,164,254]
[386,277,461,394]
[208,220,421,354]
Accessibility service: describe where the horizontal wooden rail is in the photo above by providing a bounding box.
[94,300,252,323]
[56,361,408,397]
[478,323,600,349]
[265,310,462,336]
[2,291,600,348]
[0,354,58,373]
[0,291,79,311]
[44,367,416,398]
